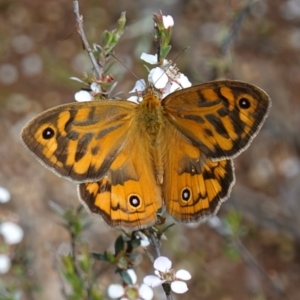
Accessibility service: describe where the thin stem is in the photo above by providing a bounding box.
[221,0,254,57]
[150,232,161,258]
[210,0,254,80]
[53,250,69,299]
[73,0,103,79]
[149,232,174,300]
[70,231,82,279]
[234,238,290,300]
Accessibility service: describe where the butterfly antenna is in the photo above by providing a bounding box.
[173,46,190,64]
[154,46,190,88]
[109,52,146,88]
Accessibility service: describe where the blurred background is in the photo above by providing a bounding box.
[1,0,300,299]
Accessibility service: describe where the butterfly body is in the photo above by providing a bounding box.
[21,80,271,230]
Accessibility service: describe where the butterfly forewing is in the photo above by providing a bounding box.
[162,80,271,160]
[21,100,137,182]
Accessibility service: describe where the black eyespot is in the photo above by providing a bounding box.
[42,127,55,139]
[129,195,140,208]
[239,97,251,109]
[181,188,191,202]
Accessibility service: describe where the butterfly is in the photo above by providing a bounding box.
[21,80,271,230]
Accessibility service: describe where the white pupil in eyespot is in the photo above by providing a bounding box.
[132,198,138,205]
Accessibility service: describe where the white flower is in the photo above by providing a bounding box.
[128,269,137,284]
[140,53,158,65]
[0,222,24,245]
[0,186,10,203]
[90,82,101,93]
[108,283,153,300]
[74,90,93,102]
[135,231,150,247]
[129,79,146,94]
[0,254,11,274]
[108,269,153,300]
[139,52,192,99]
[127,95,142,103]
[73,80,102,102]
[143,256,191,294]
[128,79,145,103]
[148,67,168,89]
[162,15,174,29]
[108,284,125,299]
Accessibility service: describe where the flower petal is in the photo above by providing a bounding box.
[107,284,125,298]
[176,269,191,280]
[177,73,192,88]
[91,82,101,93]
[129,79,146,93]
[153,256,172,272]
[140,238,150,247]
[127,96,141,103]
[139,283,154,300]
[0,186,10,203]
[0,254,11,274]
[169,82,181,94]
[162,15,174,29]
[148,67,168,89]
[135,231,150,247]
[74,90,92,102]
[0,222,23,244]
[143,275,164,287]
[170,281,188,294]
[140,53,157,64]
[127,269,137,285]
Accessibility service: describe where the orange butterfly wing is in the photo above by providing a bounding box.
[161,122,235,222]
[78,129,162,229]
[22,100,162,229]
[163,80,271,160]
[21,101,136,181]
[161,80,271,221]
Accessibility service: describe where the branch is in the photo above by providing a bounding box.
[73,0,103,79]
[149,232,174,300]
[221,0,255,57]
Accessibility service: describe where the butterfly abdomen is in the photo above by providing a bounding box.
[134,91,166,184]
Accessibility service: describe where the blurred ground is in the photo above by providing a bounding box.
[1,0,300,299]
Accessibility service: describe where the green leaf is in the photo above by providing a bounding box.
[160,223,175,235]
[116,255,128,269]
[115,235,125,254]
[117,11,126,32]
[92,251,112,263]
[120,270,133,285]
[61,255,75,273]
[129,252,140,261]
[90,288,103,300]
[160,45,172,61]
[225,211,242,237]
[79,252,91,273]
[223,243,240,261]
[101,30,112,46]
[130,238,141,249]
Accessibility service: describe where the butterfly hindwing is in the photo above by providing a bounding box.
[162,124,235,222]
[78,130,162,229]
